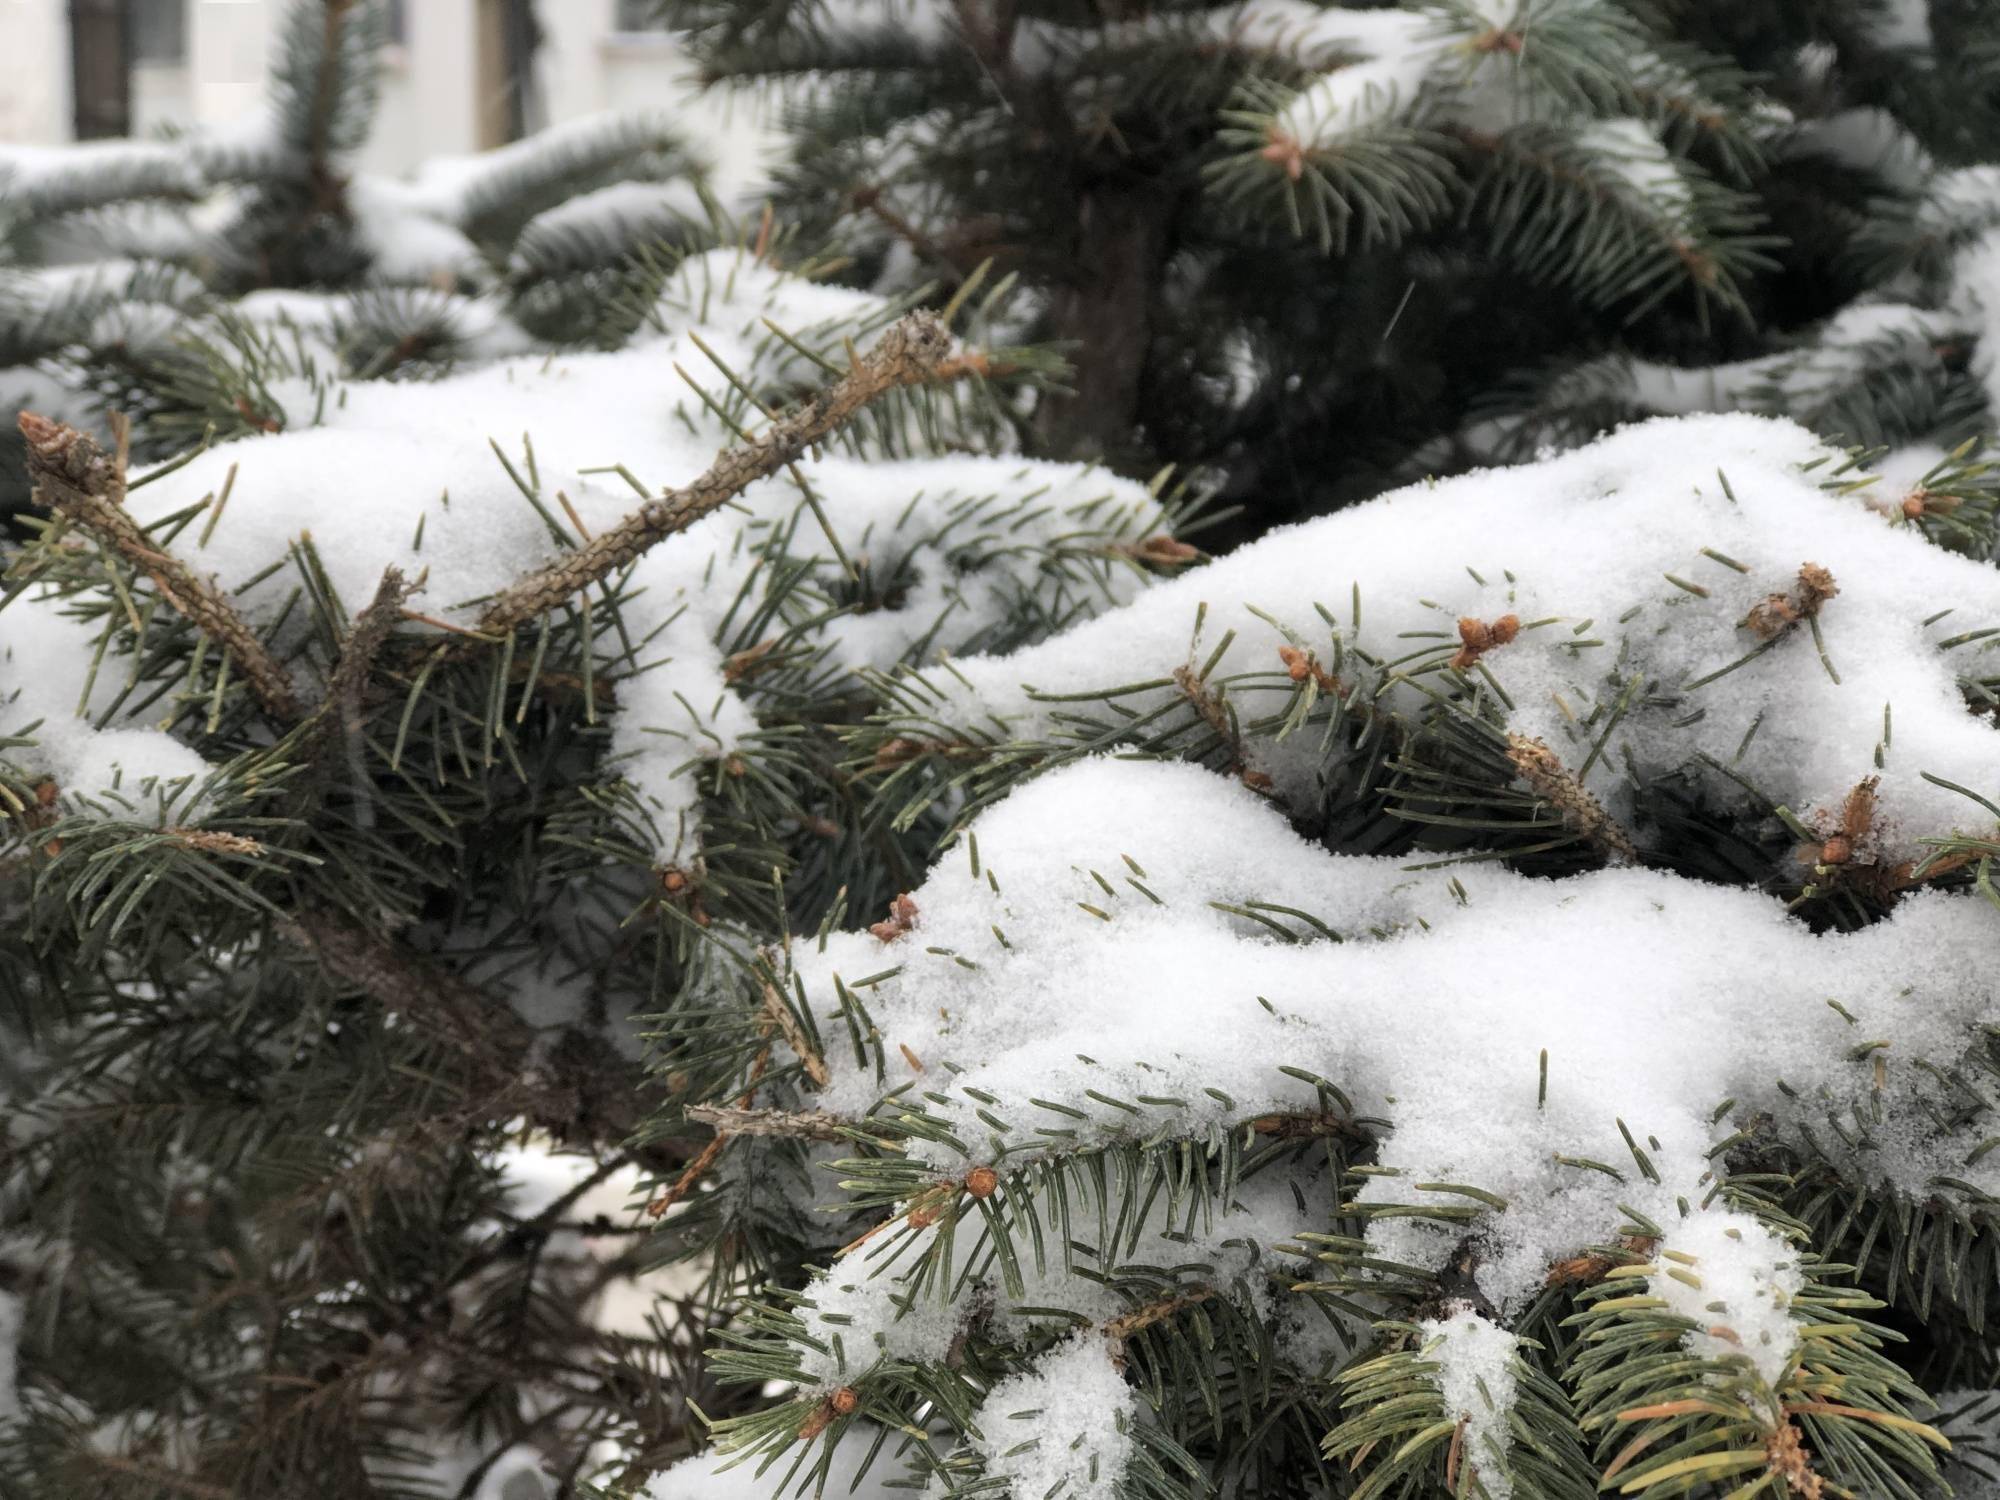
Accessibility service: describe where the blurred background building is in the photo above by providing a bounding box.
[0,1,761,181]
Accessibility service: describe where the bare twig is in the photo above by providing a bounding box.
[20,413,304,722]
[475,313,954,638]
[1105,1287,1215,1345]
[683,1103,849,1141]
[324,566,418,738]
[760,979,830,1088]
[1506,733,1640,864]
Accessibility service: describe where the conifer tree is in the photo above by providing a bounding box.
[668,0,2000,528]
[7,3,2000,1500]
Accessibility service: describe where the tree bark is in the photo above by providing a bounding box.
[1034,178,1173,462]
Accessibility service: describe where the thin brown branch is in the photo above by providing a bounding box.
[683,1103,849,1141]
[280,908,529,1061]
[761,979,830,1088]
[1505,733,1640,864]
[1105,1286,1215,1344]
[849,185,962,279]
[475,312,954,638]
[277,910,666,1150]
[324,566,418,737]
[19,413,303,722]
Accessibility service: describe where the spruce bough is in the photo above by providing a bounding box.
[6,2,2000,1499]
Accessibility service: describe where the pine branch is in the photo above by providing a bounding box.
[475,312,954,637]
[275,910,669,1154]
[18,412,304,722]
[278,908,534,1064]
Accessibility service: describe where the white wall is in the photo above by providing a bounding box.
[364,0,482,174]
[0,0,72,145]
[188,0,277,134]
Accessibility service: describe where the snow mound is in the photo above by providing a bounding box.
[780,754,1999,1355]
[928,413,2000,859]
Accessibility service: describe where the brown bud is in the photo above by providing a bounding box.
[1259,131,1306,182]
[17,411,74,459]
[797,1402,834,1440]
[1124,535,1202,569]
[1796,563,1838,615]
[869,892,919,943]
[964,1165,999,1199]
[830,1386,860,1415]
[1450,613,1519,670]
[1819,835,1852,866]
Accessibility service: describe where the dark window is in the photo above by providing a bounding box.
[129,0,186,64]
[613,0,669,31]
[69,0,132,138]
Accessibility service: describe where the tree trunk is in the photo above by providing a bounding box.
[1034,178,1173,463]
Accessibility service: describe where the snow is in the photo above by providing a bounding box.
[0,589,220,821]
[1861,0,1935,52]
[1949,228,2000,415]
[1650,1211,1803,1390]
[1577,118,1691,222]
[1938,1390,2000,1499]
[973,1336,1135,1500]
[927,413,2000,863]
[1276,51,1441,149]
[402,111,695,226]
[348,175,485,286]
[1789,107,1933,191]
[514,179,707,244]
[1419,1310,1520,1500]
[0,139,201,197]
[1218,0,1439,71]
[796,1160,1315,1387]
[782,754,2000,1320]
[644,1426,902,1499]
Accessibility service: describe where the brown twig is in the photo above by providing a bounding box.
[20,413,304,722]
[323,567,418,739]
[1105,1286,1215,1344]
[1505,733,1640,864]
[760,979,830,1088]
[279,909,532,1063]
[475,313,954,638]
[682,1103,849,1141]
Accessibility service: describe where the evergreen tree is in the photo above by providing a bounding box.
[667,0,2000,531]
[7,2,2000,1500]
